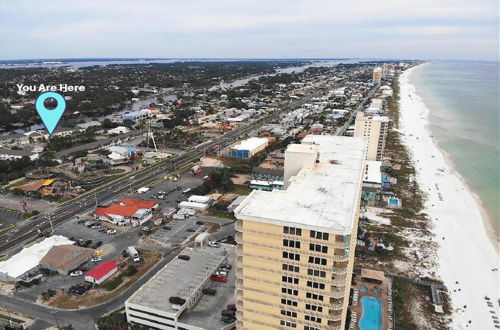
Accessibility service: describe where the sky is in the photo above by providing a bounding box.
[0,0,498,61]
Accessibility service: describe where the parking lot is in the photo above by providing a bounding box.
[178,245,237,329]
[0,207,24,226]
[9,167,237,307]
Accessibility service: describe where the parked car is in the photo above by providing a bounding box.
[169,296,186,305]
[227,304,236,311]
[106,229,117,235]
[208,241,221,248]
[79,266,89,271]
[196,220,205,225]
[163,226,172,230]
[91,257,102,262]
[142,226,151,232]
[186,228,195,232]
[221,309,235,317]
[178,255,190,261]
[202,288,217,295]
[70,270,83,277]
[221,263,232,270]
[221,316,235,323]
[211,274,228,282]
[216,270,228,276]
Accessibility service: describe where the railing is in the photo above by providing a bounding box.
[237,228,351,248]
[238,305,343,330]
[236,237,350,262]
[240,295,327,319]
[236,283,342,310]
[237,251,349,274]
[236,263,348,288]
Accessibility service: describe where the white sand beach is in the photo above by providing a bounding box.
[399,67,499,330]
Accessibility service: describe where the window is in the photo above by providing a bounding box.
[283,251,301,261]
[283,264,300,272]
[281,320,297,328]
[281,298,298,307]
[305,315,322,323]
[282,276,299,285]
[309,230,329,240]
[284,226,302,236]
[282,287,299,296]
[306,292,324,301]
[309,243,328,254]
[305,304,323,312]
[283,239,301,249]
[308,256,327,265]
[307,269,326,278]
[281,310,298,318]
[307,281,325,290]
[304,326,320,330]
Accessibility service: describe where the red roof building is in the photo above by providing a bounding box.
[85,261,118,284]
[94,198,158,226]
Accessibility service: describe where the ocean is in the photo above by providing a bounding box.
[409,61,499,233]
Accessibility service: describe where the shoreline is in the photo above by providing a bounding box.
[399,67,499,329]
[406,64,498,246]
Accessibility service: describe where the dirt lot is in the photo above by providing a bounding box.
[44,249,162,309]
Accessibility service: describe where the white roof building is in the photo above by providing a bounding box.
[235,135,366,235]
[0,235,74,282]
[364,161,382,185]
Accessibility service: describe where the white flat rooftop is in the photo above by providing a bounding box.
[235,135,366,235]
[364,160,382,184]
[231,137,268,151]
[0,235,73,279]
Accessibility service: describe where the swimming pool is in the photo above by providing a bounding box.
[359,296,382,330]
[360,285,368,292]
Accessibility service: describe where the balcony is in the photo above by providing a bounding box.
[330,288,345,299]
[237,228,350,248]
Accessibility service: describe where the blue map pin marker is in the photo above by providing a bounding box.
[35,92,66,135]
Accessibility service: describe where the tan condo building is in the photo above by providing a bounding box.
[354,112,389,161]
[372,67,382,85]
[234,135,366,330]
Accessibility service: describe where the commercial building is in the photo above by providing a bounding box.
[94,198,158,226]
[230,137,269,159]
[123,109,154,122]
[0,236,74,282]
[125,243,236,330]
[40,244,95,275]
[354,112,389,161]
[372,67,382,85]
[85,261,118,284]
[234,135,366,330]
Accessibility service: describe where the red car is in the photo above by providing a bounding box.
[211,274,228,282]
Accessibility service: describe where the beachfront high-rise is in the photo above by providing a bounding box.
[354,112,389,161]
[372,67,382,85]
[234,135,366,330]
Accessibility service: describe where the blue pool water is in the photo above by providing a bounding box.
[389,198,399,206]
[360,285,368,292]
[359,296,382,330]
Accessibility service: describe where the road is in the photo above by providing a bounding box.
[0,247,181,329]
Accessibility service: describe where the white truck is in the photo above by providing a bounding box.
[127,246,140,262]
